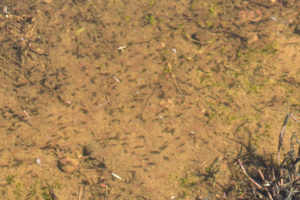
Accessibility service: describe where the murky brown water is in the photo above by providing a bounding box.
[0,0,299,199]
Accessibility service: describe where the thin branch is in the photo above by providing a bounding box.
[258,169,265,181]
[278,113,291,162]
[79,185,83,200]
[258,169,273,200]
[290,113,300,124]
[238,159,262,189]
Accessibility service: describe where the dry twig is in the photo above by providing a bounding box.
[238,159,262,189]
[79,185,83,200]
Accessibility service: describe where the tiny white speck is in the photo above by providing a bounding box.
[270,16,277,21]
[113,76,120,82]
[36,158,41,166]
[117,46,126,50]
[112,172,123,180]
[171,48,176,54]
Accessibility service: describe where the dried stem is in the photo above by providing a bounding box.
[290,113,300,124]
[278,113,291,162]
[79,185,83,200]
[258,169,273,200]
[238,159,262,189]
